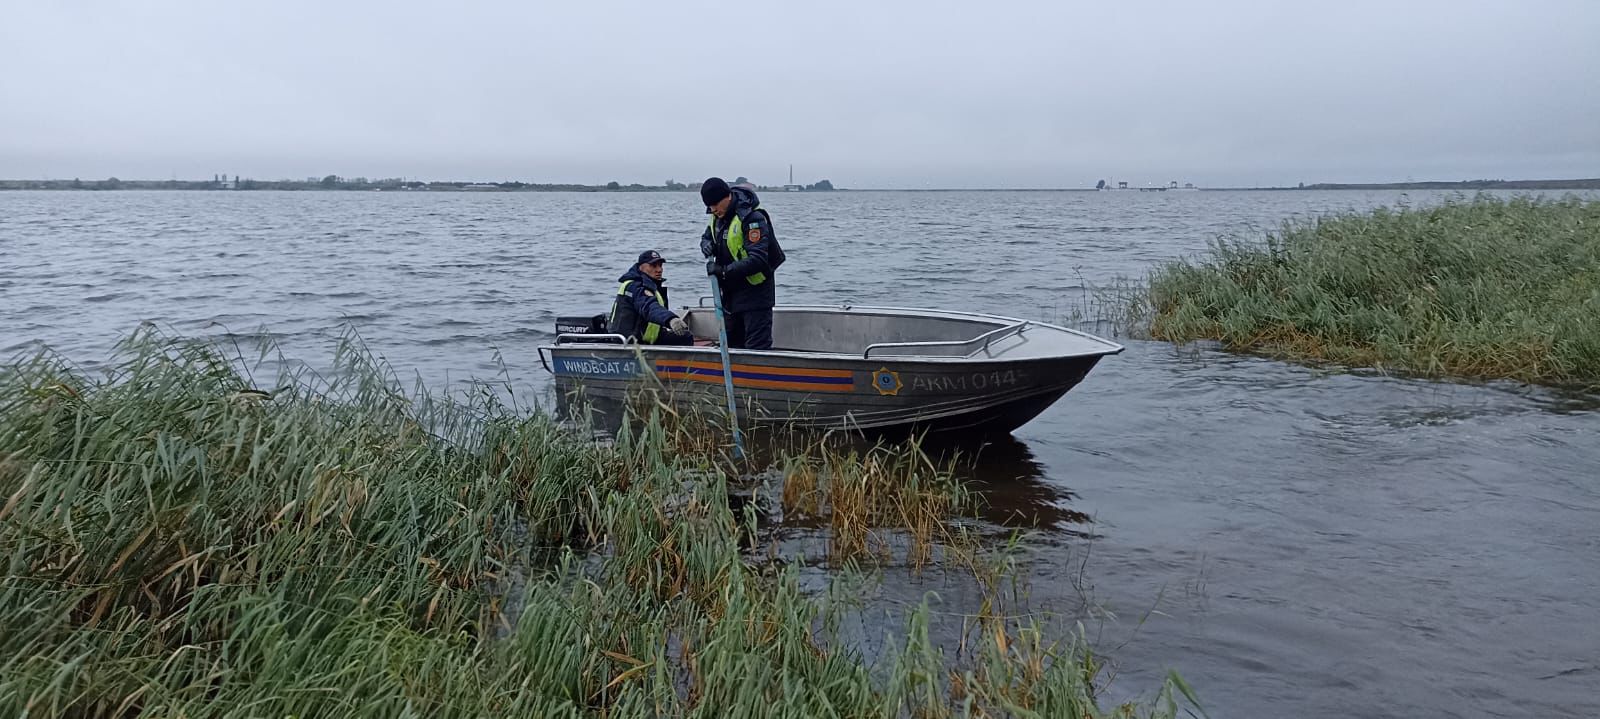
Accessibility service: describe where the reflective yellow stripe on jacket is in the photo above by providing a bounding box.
[707,212,767,285]
[612,280,663,343]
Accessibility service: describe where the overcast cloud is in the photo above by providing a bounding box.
[1,0,1596,188]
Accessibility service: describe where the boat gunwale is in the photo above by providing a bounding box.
[541,303,1125,365]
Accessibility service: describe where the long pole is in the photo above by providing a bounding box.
[708,276,747,460]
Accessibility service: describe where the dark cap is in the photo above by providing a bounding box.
[637,250,665,265]
[700,176,730,207]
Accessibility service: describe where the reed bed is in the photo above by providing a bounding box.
[0,328,1198,717]
[776,438,970,570]
[1137,194,1600,388]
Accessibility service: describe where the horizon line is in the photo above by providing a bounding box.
[3,176,1599,193]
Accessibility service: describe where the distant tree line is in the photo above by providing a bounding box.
[0,176,845,192]
[1298,178,1600,190]
[749,179,836,192]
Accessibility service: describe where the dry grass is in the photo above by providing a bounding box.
[771,436,968,570]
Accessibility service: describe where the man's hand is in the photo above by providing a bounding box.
[700,236,716,258]
[706,260,726,278]
[668,316,689,335]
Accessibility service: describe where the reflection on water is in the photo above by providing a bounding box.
[556,385,1094,535]
[944,434,1094,535]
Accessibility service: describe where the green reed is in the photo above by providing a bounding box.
[0,327,1199,718]
[1134,194,1600,388]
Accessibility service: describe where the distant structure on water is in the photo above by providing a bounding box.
[783,164,803,192]
[1096,178,1200,191]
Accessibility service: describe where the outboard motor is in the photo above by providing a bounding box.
[554,313,613,343]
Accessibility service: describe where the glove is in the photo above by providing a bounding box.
[700,236,716,258]
[706,260,726,278]
[668,316,689,335]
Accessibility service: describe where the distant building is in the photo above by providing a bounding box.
[783,164,803,191]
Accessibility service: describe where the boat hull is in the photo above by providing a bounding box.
[545,346,1106,436]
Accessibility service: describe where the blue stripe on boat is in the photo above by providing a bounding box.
[656,365,854,385]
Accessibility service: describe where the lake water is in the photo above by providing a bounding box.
[3,189,1597,717]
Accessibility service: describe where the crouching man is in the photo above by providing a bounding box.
[609,250,693,345]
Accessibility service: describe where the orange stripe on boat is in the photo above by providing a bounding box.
[656,373,855,392]
[654,361,857,393]
[653,361,853,380]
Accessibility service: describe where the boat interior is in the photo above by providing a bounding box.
[556,305,1120,360]
[681,306,1020,357]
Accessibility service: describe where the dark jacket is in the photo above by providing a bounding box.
[608,266,676,342]
[701,186,785,313]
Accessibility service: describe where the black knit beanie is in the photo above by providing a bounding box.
[700,177,731,206]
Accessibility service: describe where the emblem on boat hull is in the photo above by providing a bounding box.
[872,368,902,396]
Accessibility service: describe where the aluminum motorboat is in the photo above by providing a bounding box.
[541,303,1122,435]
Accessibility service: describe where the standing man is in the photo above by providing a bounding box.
[610,250,692,345]
[699,177,785,350]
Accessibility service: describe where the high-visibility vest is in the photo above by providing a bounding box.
[708,211,768,286]
[609,280,667,343]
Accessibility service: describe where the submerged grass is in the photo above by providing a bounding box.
[0,327,1199,718]
[1132,194,1600,388]
[778,436,968,570]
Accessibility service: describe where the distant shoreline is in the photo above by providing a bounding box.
[1215,178,1600,191]
[2,178,1597,192]
[0,178,832,193]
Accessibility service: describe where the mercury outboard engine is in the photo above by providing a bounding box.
[554,313,616,343]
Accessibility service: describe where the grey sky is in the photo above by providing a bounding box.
[2,0,1596,188]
